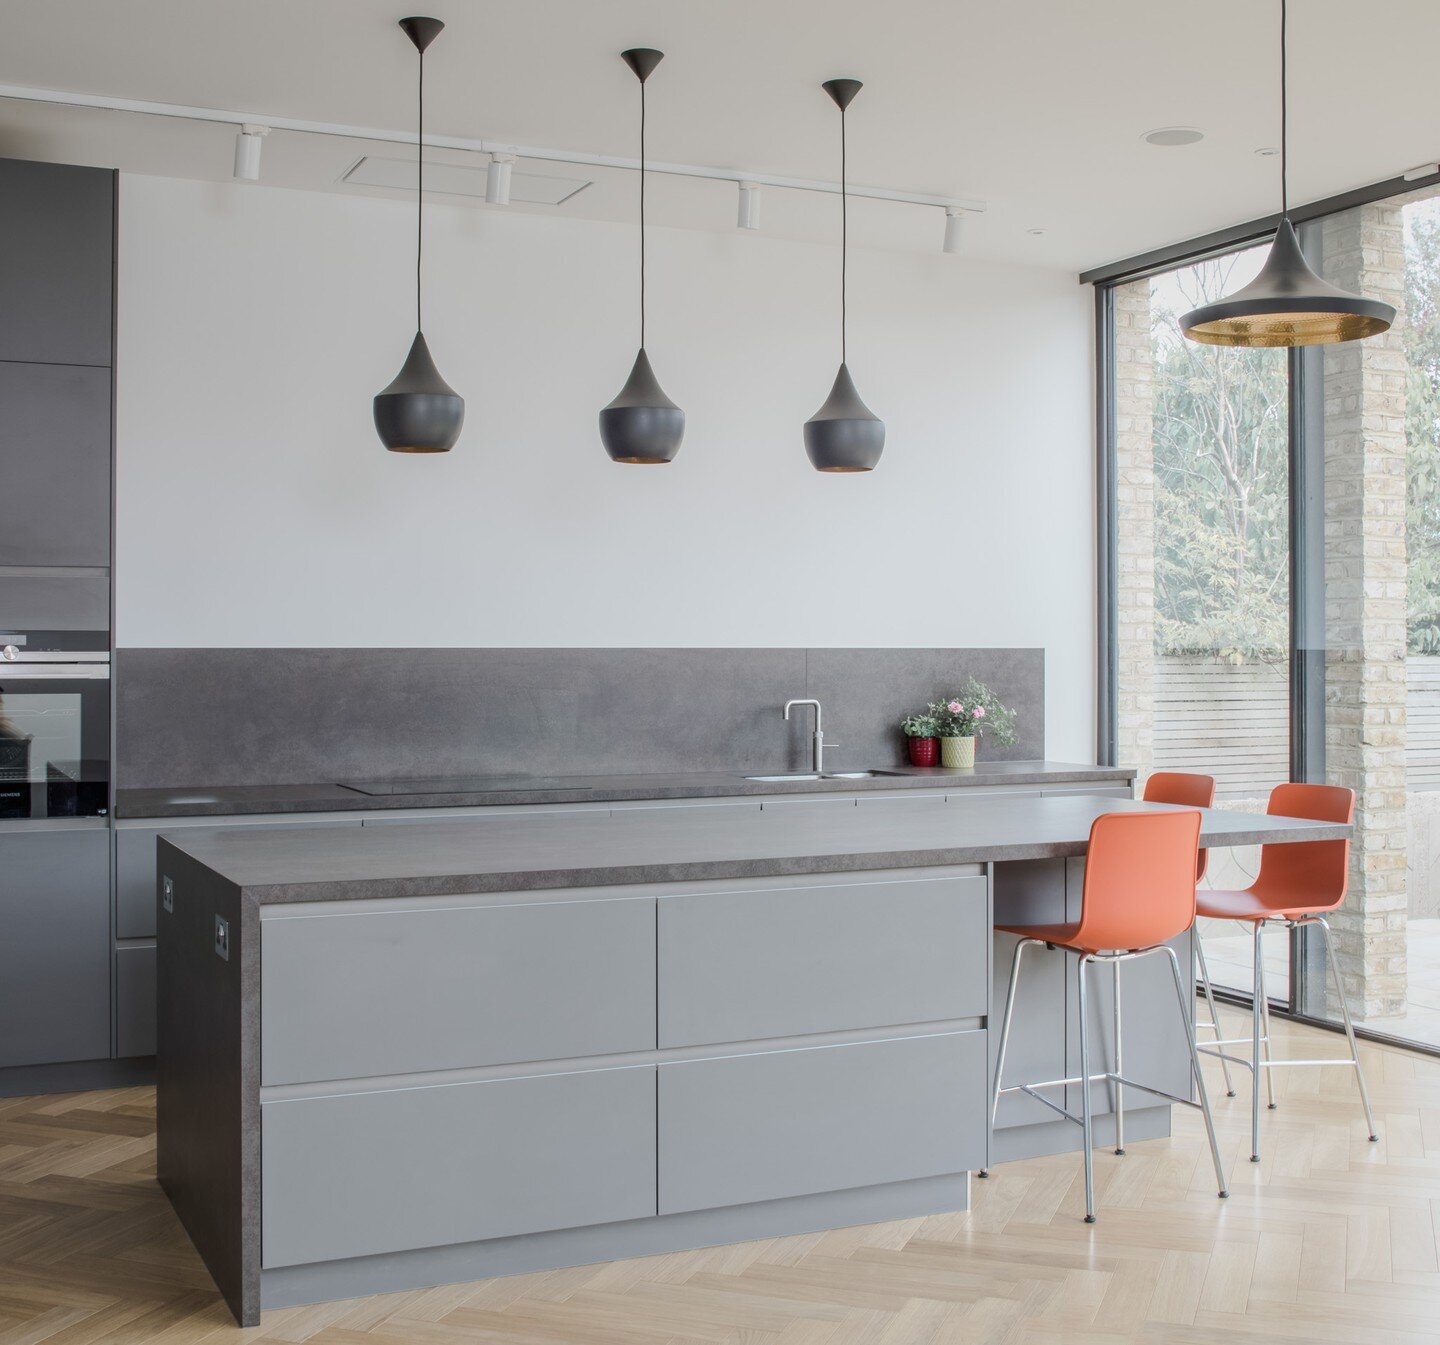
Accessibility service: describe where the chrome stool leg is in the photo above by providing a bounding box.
[981,937,1033,1178]
[1251,920,1266,1162]
[1259,958,1277,1112]
[1194,931,1235,1097]
[1113,959,1125,1156]
[990,942,1230,1223]
[1315,916,1379,1143]
[1164,944,1229,1201]
[1077,953,1096,1223]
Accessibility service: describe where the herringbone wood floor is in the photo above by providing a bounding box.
[3,1013,1439,1343]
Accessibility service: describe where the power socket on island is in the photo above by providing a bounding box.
[214,914,230,961]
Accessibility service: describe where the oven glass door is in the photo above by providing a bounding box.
[0,666,109,819]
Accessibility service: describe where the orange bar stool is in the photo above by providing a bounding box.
[988,809,1228,1223]
[1142,772,1237,1098]
[1194,782,1377,1163]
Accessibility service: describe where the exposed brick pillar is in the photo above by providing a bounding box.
[1321,202,1409,1020]
[1113,280,1157,787]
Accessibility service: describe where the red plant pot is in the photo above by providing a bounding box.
[907,736,939,768]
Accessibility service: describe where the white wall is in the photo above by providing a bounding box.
[115,175,1096,759]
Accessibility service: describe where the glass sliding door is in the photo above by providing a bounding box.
[1111,250,1292,998]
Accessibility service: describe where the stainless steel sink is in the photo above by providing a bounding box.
[744,770,898,782]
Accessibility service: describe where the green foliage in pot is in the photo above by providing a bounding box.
[900,712,941,739]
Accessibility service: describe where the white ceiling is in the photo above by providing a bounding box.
[0,0,1435,272]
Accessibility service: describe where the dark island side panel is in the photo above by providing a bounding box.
[114,648,1044,789]
[154,840,259,1326]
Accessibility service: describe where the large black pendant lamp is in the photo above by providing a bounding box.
[804,78,884,472]
[374,16,465,453]
[600,48,684,464]
[1180,0,1394,347]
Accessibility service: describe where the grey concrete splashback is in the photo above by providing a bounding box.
[114,647,1043,790]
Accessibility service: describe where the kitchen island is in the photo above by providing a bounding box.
[156,793,1348,1325]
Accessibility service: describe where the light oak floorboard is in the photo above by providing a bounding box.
[1,1015,1438,1342]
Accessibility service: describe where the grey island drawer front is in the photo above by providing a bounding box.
[262,1065,657,1268]
[261,895,656,1085]
[658,874,987,1048]
[658,1031,986,1215]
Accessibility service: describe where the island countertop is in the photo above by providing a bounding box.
[160,791,1347,904]
[116,759,1134,818]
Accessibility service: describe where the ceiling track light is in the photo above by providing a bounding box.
[1180,0,1394,347]
[233,123,269,181]
[738,181,761,230]
[599,47,685,465]
[803,78,884,474]
[942,207,964,255]
[373,16,465,455]
[486,151,515,205]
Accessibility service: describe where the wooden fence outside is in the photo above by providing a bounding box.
[1152,655,1440,797]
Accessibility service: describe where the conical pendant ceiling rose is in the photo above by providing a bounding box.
[600,348,684,464]
[1180,218,1395,347]
[374,331,465,453]
[804,362,884,473]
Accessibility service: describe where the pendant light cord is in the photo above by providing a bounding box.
[639,78,647,350]
[840,105,848,365]
[416,45,425,333]
[1280,0,1288,219]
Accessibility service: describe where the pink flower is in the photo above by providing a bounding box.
[974,706,986,718]
[947,700,962,714]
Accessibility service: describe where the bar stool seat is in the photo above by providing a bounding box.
[1195,887,1339,920]
[986,808,1229,1224]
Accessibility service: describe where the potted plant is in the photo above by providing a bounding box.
[900,711,941,767]
[930,679,1018,769]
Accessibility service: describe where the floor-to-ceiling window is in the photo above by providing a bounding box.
[1111,246,1292,1000]
[1100,175,1440,1054]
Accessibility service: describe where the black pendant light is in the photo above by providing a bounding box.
[805,78,884,472]
[600,48,684,464]
[1180,0,1394,348]
[374,16,465,453]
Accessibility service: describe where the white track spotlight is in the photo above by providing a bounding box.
[942,207,965,254]
[486,152,516,205]
[737,180,761,230]
[233,124,269,182]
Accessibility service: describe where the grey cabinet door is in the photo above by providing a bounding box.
[0,826,110,1067]
[0,362,112,566]
[261,893,657,1085]
[262,1065,657,1268]
[659,874,988,1048]
[658,1031,986,1215]
[0,159,113,367]
[115,944,156,1058]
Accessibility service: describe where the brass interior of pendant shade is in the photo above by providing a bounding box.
[1184,309,1394,347]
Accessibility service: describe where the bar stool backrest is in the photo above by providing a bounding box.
[1142,771,1216,882]
[1074,809,1202,953]
[1252,782,1355,911]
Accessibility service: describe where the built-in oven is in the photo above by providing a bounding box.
[0,629,110,820]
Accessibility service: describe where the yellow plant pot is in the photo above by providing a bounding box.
[940,736,976,769]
